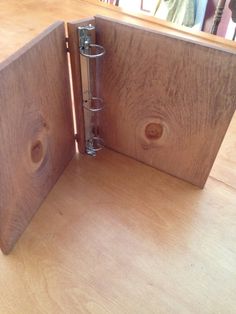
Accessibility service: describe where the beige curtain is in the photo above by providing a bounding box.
[155,0,195,27]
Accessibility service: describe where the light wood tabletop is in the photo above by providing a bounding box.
[0,1,236,313]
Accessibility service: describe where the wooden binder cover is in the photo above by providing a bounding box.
[95,16,236,187]
[0,22,75,254]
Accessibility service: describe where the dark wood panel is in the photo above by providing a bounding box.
[0,22,75,254]
[95,15,236,187]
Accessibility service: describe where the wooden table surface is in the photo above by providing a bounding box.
[0,1,236,313]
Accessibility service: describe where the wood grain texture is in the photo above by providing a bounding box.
[0,149,236,314]
[1,0,236,64]
[84,0,236,53]
[210,113,236,188]
[0,1,235,313]
[95,16,236,187]
[0,22,75,254]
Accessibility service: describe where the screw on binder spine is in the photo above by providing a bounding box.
[78,24,105,156]
[65,37,70,53]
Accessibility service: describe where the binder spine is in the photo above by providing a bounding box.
[78,24,105,156]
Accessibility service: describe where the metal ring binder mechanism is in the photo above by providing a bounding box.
[78,24,105,156]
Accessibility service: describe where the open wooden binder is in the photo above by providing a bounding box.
[0,15,235,254]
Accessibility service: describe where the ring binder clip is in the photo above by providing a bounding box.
[83,94,104,112]
[80,44,105,58]
[86,137,104,156]
[78,24,105,156]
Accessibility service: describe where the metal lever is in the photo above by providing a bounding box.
[78,25,105,58]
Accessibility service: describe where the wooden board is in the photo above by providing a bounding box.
[0,22,75,254]
[1,149,236,314]
[0,2,236,313]
[95,15,236,187]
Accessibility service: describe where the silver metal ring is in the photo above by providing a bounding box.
[86,136,104,156]
[83,97,104,112]
[80,44,105,58]
[89,136,104,152]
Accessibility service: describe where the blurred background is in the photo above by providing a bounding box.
[100,0,236,40]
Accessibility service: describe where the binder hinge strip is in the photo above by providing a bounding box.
[78,24,106,156]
